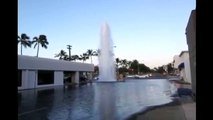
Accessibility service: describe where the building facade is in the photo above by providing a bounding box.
[18,55,94,90]
[186,9,196,95]
[173,51,192,84]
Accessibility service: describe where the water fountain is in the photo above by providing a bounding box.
[98,22,116,82]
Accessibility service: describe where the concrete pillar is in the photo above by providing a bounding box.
[20,70,36,90]
[74,71,79,84]
[28,70,37,89]
[54,71,64,86]
[21,70,28,89]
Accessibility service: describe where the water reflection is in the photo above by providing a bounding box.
[95,83,117,120]
[18,79,175,120]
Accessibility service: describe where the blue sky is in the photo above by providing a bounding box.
[18,0,195,68]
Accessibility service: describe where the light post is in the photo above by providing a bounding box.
[67,45,72,61]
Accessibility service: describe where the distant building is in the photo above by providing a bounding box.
[18,55,94,90]
[178,51,191,84]
[185,9,196,95]
[173,55,181,68]
[173,51,191,84]
[173,55,180,75]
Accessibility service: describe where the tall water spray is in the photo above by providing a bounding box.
[98,22,116,82]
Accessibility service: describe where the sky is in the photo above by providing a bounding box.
[18,0,195,69]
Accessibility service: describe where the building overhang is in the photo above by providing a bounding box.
[179,51,188,57]
[178,62,184,69]
[18,55,94,72]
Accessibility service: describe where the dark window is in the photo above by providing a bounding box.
[64,71,74,83]
[18,70,22,87]
[38,70,54,85]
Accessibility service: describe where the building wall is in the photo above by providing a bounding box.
[173,55,181,76]
[74,71,79,84]
[18,55,94,72]
[173,52,192,83]
[54,71,64,86]
[18,70,81,90]
[186,10,196,94]
[18,70,37,90]
[180,53,192,83]
[173,55,181,68]
[184,58,192,83]
[180,69,186,81]
[18,55,94,90]
[28,70,37,89]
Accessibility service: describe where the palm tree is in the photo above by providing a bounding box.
[32,35,49,57]
[86,49,96,64]
[55,50,67,60]
[17,33,31,55]
[79,53,89,63]
[71,55,79,61]
[63,55,69,61]
[127,61,132,69]
[115,58,120,68]
[93,49,100,63]
[93,49,99,56]
[167,63,174,74]
[115,58,120,76]
[121,59,128,68]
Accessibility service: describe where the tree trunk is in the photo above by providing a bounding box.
[37,44,40,57]
[21,44,22,55]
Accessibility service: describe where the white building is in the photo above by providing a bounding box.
[18,55,94,90]
[173,55,181,68]
[173,55,181,75]
[173,51,191,83]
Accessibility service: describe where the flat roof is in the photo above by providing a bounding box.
[179,51,188,57]
[18,55,94,72]
[186,9,196,33]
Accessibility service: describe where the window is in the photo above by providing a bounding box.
[38,70,54,85]
[18,70,22,87]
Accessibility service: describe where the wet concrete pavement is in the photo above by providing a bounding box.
[127,82,196,120]
[18,79,190,120]
[128,96,195,120]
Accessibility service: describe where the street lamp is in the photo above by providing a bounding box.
[67,45,72,61]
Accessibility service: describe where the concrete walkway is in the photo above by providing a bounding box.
[182,102,196,120]
[175,82,196,120]
[129,97,196,120]
[129,81,196,120]
[180,96,196,120]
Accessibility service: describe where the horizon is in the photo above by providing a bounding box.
[18,0,195,69]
